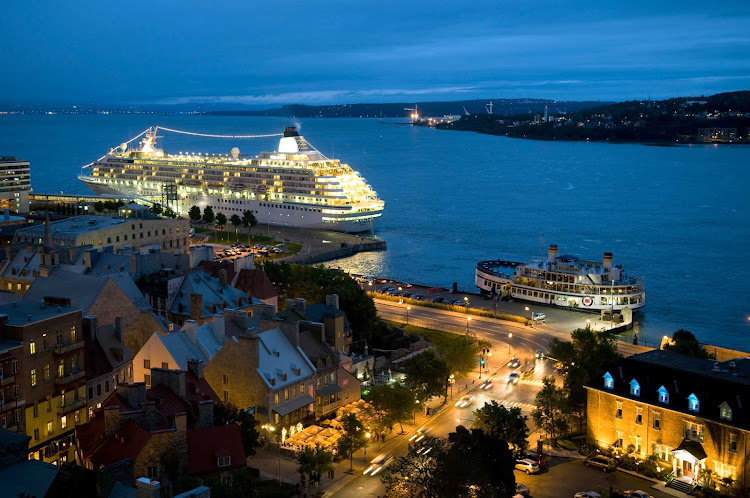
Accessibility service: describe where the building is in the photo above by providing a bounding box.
[0,157,30,214]
[166,270,255,325]
[234,268,278,311]
[0,300,88,465]
[305,295,353,354]
[0,338,23,432]
[13,215,190,254]
[186,424,246,483]
[586,350,750,490]
[0,428,59,497]
[82,316,134,418]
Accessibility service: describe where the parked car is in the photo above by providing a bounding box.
[514,459,540,474]
[583,455,616,472]
[508,357,521,368]
[523,452,548,469]
[532,312,546,321]
[574,492,602,498]
[516,483,530,497]
[507,372,520,384]
[411,294,424,300]
[623,491,654,498]
[432,296,445,303]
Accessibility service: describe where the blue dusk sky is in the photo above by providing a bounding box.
[1,0,749,106]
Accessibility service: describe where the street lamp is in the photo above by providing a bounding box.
[525,306,533,327]
[463,296,469,313]
[406,306,411,325]
[449,374,455,399]
[364,432,371,461]
[465,316,471,338]
[508,333,513,354]
[398,286,403,304]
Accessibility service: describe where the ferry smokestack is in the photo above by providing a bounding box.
[548,244,558,264]
[283,127,299,137]
[603,252,613,271]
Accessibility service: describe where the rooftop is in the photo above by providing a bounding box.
[0,300,79,325]
[257,327,315,389]
[235,269,278,300]
[168,271,256,318]
[15,215,132,238]
[186,424,245,475]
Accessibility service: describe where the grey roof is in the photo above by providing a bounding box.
[108,481,137,498]
[87,252,131,277]
[273,394,315,416]
[97,324,134,370]
[256,328,315,390]
[298,328,336,368]
[306,303,352,332]
[0,248,41,282]
[168,271,255,318]
[0,458,59,497]
[0,339,22,354]
[0,301,79,325]
[15,215,131,239]
[158,331,210,370]
[316,383,343,397]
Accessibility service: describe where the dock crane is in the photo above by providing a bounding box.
[485,101,493,114]
[404,105,419,123]
[463,106,470,116]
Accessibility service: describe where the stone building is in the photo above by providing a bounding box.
[586,350,750,492]
[0,338,23,432]
[166,271,254,325]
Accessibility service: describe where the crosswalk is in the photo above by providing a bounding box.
[482,392,537,411]
[519,379,545,387]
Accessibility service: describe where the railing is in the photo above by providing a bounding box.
[0,398,25,413]
[0,374,15,386]
[54,369,85,385]
[53,341,85,355]
[57,398,86,415]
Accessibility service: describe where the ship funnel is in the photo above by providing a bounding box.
[231,147,240,159]
[283,127,299,138]
[548,244,558,264]
[603,252,613,270]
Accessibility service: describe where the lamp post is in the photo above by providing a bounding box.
[586,319,591,330]
[463,296,469,313]
[449,374,455,399]
[406,306,411,325]
[525,306,533,327]
[398,286,403,304]
[508,333,513,354]
[465,316,471,338]
[364,432,371,462]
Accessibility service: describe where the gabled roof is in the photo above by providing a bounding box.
[87,252,131,277]
[197,260,236,286]
[157,332,209,370]
[306,303,351,332]
[186,424,245,475]
[234,269,278,300]
[83,418,152,469]
[168,272,253,318]
[256,328,315,389]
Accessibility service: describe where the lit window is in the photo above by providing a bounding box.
[653,412,660,430]
[603,372,614,389]
[636,406,643,425]
[720,402,732,421]
[144,359,150,369]
[657,385,669,404]
[688,393,700,412]
[30,369,37,387]
[730,434,738,453]
[616,400,623,419]
[29,339,36,355]
[629,379,640,397]
[61,416,67,429]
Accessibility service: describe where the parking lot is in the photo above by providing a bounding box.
[211,242,287,261]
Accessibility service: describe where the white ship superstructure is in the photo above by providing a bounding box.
[78,126,384,233]
[475,244,645,312]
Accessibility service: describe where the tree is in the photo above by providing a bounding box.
[150,203,163,215]
[202,205,215,224]
[94,201,104,213]
[663,329,709,358]
[336,413,367,471]
[472,401,529,456]
[532,377,568,445]
[438,339,479,396]
[366,383,416,434]
[242,209,257,229]
[216,212,227,228]
[297,445,334,482]
[213,402,261,457]
[403,350,449,406]
[382,437,448,498]
[188,205,202,222]
[230,214,242,229]
[163,206,178,219]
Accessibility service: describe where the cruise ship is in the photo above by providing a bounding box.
[475,244,645,312]
[78,126,384,233]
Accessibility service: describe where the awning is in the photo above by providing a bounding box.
[273,394,315,417]
[316,383,343,397]
[673,439,708,462]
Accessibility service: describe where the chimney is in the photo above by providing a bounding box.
[198,400,214,428]
[218,268,228,287]
[212,313,225,344]
[190,294,203,319]
[135,477,161,498]
[325,294,340,310]
[114,317,123,342]
[174,412,187,433]
[84,248,97,269]
[150,368,186,398]
[603,252,613,271]
[118,382,146,409]
[294,298,306,317]
[142,401,160,431]
[183,320,198,345]
[103,406,121,437]
[186,359,204,379]
[276,320,300,348]
[83,315,98,340]
[548,244,558,264]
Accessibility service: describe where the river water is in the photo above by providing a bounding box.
[1,114,749,347]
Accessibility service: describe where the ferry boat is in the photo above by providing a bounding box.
[78,126,384,233]
[475,244,645,312]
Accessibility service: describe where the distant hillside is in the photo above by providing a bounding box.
[431,91,750,144]
[204,98,608,119]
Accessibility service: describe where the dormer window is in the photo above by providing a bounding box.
[217,456,231,467]
[688,393,700,412]
[658,385,669,404]
[603,372,614,389]
[630,379,640,397]
[720,402,732,421]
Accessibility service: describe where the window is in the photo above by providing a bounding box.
[61,416,67,429]
[653,412,660,430]
[34,428,39,441]
[635,435,642,454]
[684,421,704,442]
[44,364,50,381]
[629,379,640,397]
[730,434,738,453]
[616,401,623,419]
[720,402,732,421]
[11,360,17,373]
[285,389,289,401]
[74,411,79,424]
[217,456,232,467]
[43,336,49,351]
[161,362,168,369]
[615,430,623,447]
[143,359,150,369]
[144,374,151,387]
[70,326,76,342]
[223,390,230,403]
[653,443,672,463]
[636,406,643,425]
[33,402,39,418]
[29,339,36,355]
[96,384,102,396]
[88,387,94,399]
[274,393,279,404]
[58,360,64,378]
[603,372,614,389]
[222,373,229,385]
[688,393,699,412]
[104,380,110,393]
[147,464,158,479]
[30,368,37,387]
[657,385,669,404]
[299,384,304,395]
[714,461,736,480]
[47,421,53,435]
